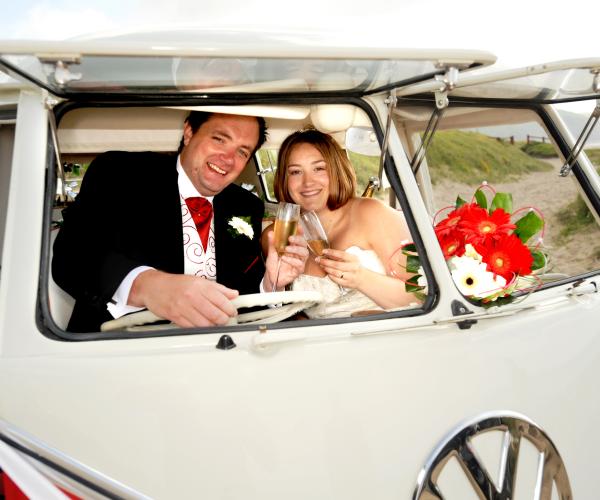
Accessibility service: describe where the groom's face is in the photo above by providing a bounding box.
[180,113,259,196]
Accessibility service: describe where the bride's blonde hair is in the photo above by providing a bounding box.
[274,128,357,210]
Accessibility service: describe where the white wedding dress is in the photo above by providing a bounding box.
[291,246,386,319]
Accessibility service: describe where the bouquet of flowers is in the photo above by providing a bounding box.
[400,184,546,305]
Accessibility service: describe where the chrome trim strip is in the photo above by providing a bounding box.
[0,418,150,499]
[0,438,67,499]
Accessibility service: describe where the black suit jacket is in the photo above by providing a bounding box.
[52,151,265,332]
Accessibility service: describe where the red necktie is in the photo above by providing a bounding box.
[185,197,213,250]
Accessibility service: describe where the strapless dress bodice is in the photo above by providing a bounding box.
[291,246,386,319]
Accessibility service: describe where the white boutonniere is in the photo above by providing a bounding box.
[228,216,254,239]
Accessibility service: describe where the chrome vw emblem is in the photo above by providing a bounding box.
[413,412,572,500]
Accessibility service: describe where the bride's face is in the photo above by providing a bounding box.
[286,142,330,212]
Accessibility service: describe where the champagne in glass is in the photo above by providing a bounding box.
[307,237,329,257]
[271,202,300,291]
[274,219,299,255]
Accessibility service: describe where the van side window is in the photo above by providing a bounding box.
[409,106,600,287]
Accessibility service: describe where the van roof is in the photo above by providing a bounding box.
[0,29,495,97]
[0,30,598,103]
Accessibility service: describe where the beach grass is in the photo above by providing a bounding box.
[425,131,553,184]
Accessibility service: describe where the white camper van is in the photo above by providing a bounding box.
[0,29,599,499]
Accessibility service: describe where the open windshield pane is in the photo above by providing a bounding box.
[0,43,499,96]
[0,54,443,94]
[452,64,600,102]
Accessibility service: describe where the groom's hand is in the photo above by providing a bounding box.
[264,226,309,291]
[129,270,239,327]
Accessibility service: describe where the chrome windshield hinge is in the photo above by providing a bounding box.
[40,57,82,88]
[433,66,458,110]
[593,68,600,93]
[384,88,399,108]
[411,67,458,175]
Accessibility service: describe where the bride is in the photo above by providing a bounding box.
[262,128,419,319]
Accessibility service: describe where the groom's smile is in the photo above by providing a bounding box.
[207,162,226,175]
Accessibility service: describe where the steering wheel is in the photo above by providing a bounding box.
[100,290,323,332]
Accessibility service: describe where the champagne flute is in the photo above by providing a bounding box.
[300,210,346,295]
[300,210,330,257]
[272,202,300,292]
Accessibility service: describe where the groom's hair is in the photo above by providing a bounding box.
[274,128,357,210]
[177,111,267,155]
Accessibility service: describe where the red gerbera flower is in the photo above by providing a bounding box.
[434,209,463,238]
[475,234,533,281]
[460,207,516,245]
[438,233,465,259]
[435,203,479,238]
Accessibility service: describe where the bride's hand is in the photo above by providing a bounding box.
[317,249,364,290]
[264,227,309,290]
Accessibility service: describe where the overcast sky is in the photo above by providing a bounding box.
[2,0,598,69]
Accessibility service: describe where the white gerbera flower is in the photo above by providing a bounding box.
[228,216,254,239]
[463,243,483,261]
[448,255,506,299]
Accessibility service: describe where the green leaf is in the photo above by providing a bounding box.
[455,195,467,208]
[406,254,421,274]
[401,243,417,254]
[405,275,419,286]
[514,211,544,243]
[405,276,424,293]
[530,249,547,270]
[474,189,487,209]
[490,192,513,213]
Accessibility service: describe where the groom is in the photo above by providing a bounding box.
[52,111,307,332]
